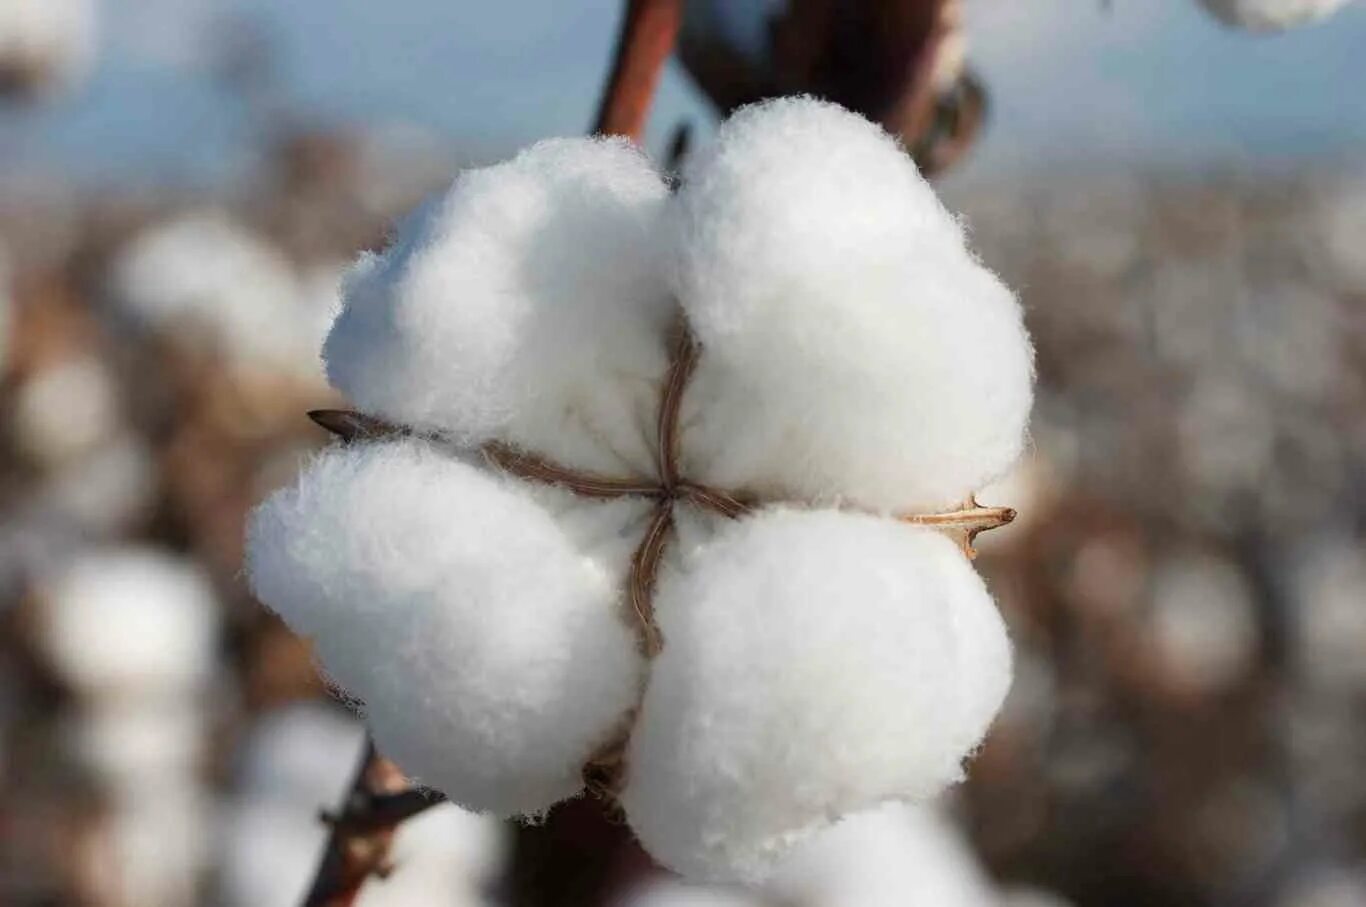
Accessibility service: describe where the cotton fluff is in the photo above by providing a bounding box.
[107,213,323,378]
[1147,553,1258,694]
[10,354,121,467]
[622,509,1011,882]
[245,439,643,815]
[1196,0,1352,30]
[324,137,673,476]
[764,803,999,907]
[0,0,96,98]
[673,98,1033,512]
[35,547,219,700]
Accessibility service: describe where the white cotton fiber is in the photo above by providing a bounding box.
[1147,553,1258,694]
[765,803,998,907]
[1196,0,1352,30]
[11,354,121,467]
[232,702,366,806]
[35,547,219,699]
[0,0,96,98]
[245,439,643,815]
[621,509,1011,882]
[617,880,759,907]
[107,212,320,376]
[324,137,673,476]
[672,97,1033,512]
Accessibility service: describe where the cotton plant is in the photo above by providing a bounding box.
[247,97,1033,882]
[1195,0,1355,30]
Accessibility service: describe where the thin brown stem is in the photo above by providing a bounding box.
[303,741,415,907]
[593,0,684,140]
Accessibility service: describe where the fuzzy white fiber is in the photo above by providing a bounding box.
[35,547,219,699]
[1197,0,1352,30]
[11,354,121,467]
[246,439,643,815]
[0,0,96,96]
[324,137,672,476]
[1147,553,1258,694]
[672,98,1033,512]
[108,212,327,377]
[622,509,1011,882]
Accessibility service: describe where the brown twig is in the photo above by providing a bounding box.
[593,0,684,140]
[302,741,439,907]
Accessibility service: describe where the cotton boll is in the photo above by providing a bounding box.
[999,887,1078,907]
[107,213,311,373]
[765,803,998,907]
[0,0,96,99]
[36,432,157,534]
[1146,553,1258,695]
[616,879,759,907]
[623,509,1011,882]
[233,702,366,807]
[10,354,121,467]
[34,547,219,700]
[673,98,1033,513]
[63,701,206,795]
[324,137,672,476]
[1196,0,1351,31]
[356,803,506,907]
[220,802,328,907]
[102,788,209,907]
[1290,537,1366,690]
[246,439,644,815]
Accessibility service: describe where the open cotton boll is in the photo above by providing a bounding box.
[622,509,1011,882]
[673,98,1033,512]
[107,213,311,373]
[246,439,643,815]
[1146,553,1258,695]
[616,880,759,907]
[765,803,998,907]
[63,701,206,795]
[233,702,366,806]
[324,137,672,476]
[0,0,96,99]
[356,803,506,907]
[10,354,121,468]
[1196,0,1352,31]
[34,547,219,699]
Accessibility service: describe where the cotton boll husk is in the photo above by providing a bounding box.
[673,98,1033,512]
[9,354,121,468]
[324,137,672,476]
[0,0,96,98]
[1146,553,1258,695]
[1196,0,1351,31]
[34,547,219,699]
[622,508,1011,882]
[764,803,998,907]
[245,439,644,815]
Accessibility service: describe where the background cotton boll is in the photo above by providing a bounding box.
[616,880,759,907]
[1146,553,1259,695]
[63,701,207,795]
[34,547,219,700]
[10,354,121,468]
[0,0,96,99]
[246,439,643,815]
[1289,536,1366,690]
[673,98,1033,512]
[623,510,1011,882]
[1196,0,1352,31]
[233,702,366,805]
[324,137,672,476]
[356,803,506,907]
[36,433,157,534]
[100,788,209,907]
[764,803,998,907]
[107,212,308,371]
[220,801,329,907]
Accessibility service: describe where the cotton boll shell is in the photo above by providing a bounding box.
[34,547,219,699]
[622,509,1011,882]
[324,137,673,476]
[764,803,998,907]
[673,98,1033,512]
[1196,0,1350,31]
[246,439,644,815]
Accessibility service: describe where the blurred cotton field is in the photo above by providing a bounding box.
[1,1,1365,906]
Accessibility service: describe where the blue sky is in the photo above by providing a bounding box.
[2,0,1364,186]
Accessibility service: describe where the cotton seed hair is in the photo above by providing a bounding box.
[246,97,1034,883]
